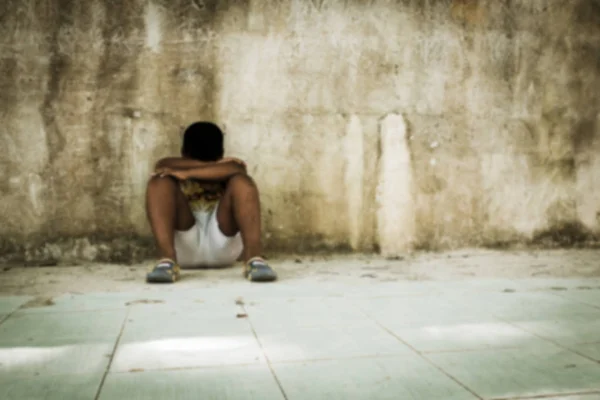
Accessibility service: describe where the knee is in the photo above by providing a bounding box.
[227,173,257,191]
[147,175,177,192]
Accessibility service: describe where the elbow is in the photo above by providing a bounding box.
[237,164,248,175]
[154,158,168,170]
[228,164,248,179]
[227,162,247,175]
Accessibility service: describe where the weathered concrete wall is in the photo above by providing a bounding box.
[1,0,599,263]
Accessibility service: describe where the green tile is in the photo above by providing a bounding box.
[0,296,33,314]
[465,292,599,321]
[569,343,600,362]
[0,373,103,400]
[512,314,600,345]
[0,309,127,345]
[111,304,263,371]
[383,321,544,353]
[116,302,249,342]
[99,365,284,400]
[427,343,600,399]
[245,297,366,330]
[557,291,600,309]
[226,280,443,301]
[271,356,478,400]
[233,281,350,299]
[256,319,413,362]
[358,295,497,327]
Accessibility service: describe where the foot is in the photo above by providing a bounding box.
[244,257,277,282]
[146,258,180,283]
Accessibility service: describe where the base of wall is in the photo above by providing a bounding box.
[0,235,156,266]
[1,222,598,266]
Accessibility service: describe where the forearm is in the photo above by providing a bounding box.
[183,162,246,181]
[155,157,207,170]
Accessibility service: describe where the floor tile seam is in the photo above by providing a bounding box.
[9,298,252,312]
[18,299,244,307]
[358,308,484,400]
[248,320,381,333]
[104,354,412,374]
[242,304,289,400]
[0,338,124,347]
[0,298,46,322]
[112,355,436,376]
[93,307,131,400]
[490,388,600,400]
[0,369,107,380]
[0,312,14,326]
[267,353,428,365]
[488,306,600,322]
[107,361,266,374]
[419,344,548,355]
[15,306,252,319]
[576,341,600,346]
[551,294,600,311]
[497,318,600,364]
[15,306,130,315]
[352,314,511,331]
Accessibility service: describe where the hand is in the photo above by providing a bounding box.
[151,168,189,180]
[218,157,246,168]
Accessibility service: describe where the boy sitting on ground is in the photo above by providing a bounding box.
[145,121,277,283]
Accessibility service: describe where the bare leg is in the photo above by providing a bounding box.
[216,173,262,262]
[146,176,195,261]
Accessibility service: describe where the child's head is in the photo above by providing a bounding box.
[181,121,224,161]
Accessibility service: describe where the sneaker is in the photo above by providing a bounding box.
[244,257,277,282]
[146,258,180,283]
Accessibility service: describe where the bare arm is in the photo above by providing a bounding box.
[160,161,246,182]
[155,157,246,170]
[155,157,207,170]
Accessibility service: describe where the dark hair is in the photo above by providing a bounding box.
[181,121,224,161]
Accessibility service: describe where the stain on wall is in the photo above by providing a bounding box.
[1,0,599,263]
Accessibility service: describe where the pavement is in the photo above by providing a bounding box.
[1,250,600,399]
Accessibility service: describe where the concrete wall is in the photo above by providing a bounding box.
[1,0,599,263]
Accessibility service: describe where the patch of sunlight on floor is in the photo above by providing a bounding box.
[0,346,72,366]
[111,335,266,371]
[124,336,254,353]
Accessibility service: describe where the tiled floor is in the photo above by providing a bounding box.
[1,278,600,399]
